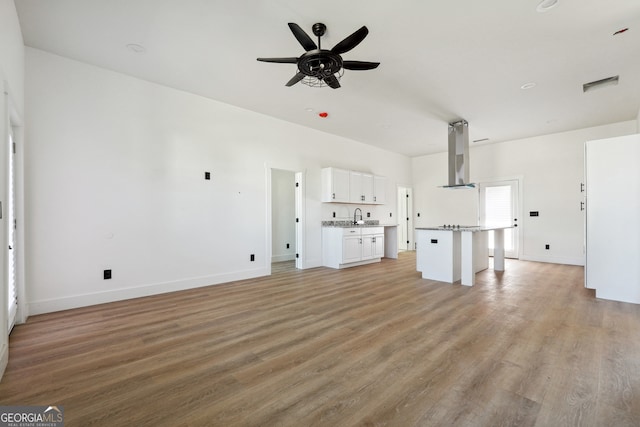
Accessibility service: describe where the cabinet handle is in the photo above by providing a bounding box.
[361,195,365,201]
[332,193,335,200]
[359,238,362,244]
[580,183,585,193]
[580,201,585,211]
[373,237,376,243]
[374,196,377,202]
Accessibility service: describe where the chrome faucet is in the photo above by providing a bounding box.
[353,208,363,224]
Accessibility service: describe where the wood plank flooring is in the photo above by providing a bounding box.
[1,252,640,426]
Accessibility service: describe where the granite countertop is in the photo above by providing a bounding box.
[322,220,399,228]
[416,225,512,232]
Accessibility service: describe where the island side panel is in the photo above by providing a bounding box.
[416,229,460,283]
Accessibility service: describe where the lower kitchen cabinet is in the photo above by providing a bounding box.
[322,227,385,269]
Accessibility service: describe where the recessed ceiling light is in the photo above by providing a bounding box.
[126,43,146,54]
[304,107,314,112]
[536,0,558,12]
[520,82,537,90]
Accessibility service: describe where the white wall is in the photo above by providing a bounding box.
[24,48,412,315]
[0,0,24,117]
[271,169,295,262]
[412,121,637,265]
[0,0,25,380]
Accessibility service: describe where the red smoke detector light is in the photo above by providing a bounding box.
[319,112,328,118]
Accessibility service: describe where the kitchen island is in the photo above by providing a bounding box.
[415,226,511,286]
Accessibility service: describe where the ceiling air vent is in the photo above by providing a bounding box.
[583,76,619,93]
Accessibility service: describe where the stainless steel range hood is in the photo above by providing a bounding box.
[442,120,475,189]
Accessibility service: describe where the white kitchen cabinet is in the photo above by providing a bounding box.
[321,167,385,205]
[349,171,374,203]
[361,227,384,260]
[343,233,363,264]
[373,175,386,204]
[322,227,385,268]
[361,235,374,259]
[373,234,385,258]
[321,167,350,203]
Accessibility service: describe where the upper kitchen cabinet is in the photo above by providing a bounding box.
[373,175,386,205]
[321,167,350,202]
[321,167,386,205]
[350,171,373,203]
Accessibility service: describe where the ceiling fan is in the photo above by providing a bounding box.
[257,22,380,89]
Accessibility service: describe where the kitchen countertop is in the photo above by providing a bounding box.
[416,226,512,232]
[322,221,398,228]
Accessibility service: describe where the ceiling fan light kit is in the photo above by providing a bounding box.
[257,22,380,89]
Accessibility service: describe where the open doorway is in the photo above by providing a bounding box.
[397,186,413,251]
[270,168,304,272]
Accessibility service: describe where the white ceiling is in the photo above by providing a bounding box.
[14,0,640,157]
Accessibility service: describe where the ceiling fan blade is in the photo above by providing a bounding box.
[324,74,341,89]
[288,23,317,51]
[257,57,298,64]
[286,72,306,87]
[331,26,369,55]
[342,60,380,70]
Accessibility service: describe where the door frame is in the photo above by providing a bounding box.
[396,186,413,251]
[478,176,523,259]
[7,127,16,332]
[265,166,305,273]
[3,88,26,327]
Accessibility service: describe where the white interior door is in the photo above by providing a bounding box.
[7,129,17,332]
[479,180,519,258]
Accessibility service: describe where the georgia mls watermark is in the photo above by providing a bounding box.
[0,406,64,427]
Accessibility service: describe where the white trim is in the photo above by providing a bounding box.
[12,125,26,323]
[0,80,7,380]
[28,267,270,315]
[268,166,304,270]
[265,164,272,276]
[520,254,584,266]
[295,171,306,269]
[272,254,296,263]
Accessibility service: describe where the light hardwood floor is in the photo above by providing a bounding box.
[1,252,640,426]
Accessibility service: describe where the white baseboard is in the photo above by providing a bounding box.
[28,267,269,315]
[271,254,295,263]
[520,254,584,266]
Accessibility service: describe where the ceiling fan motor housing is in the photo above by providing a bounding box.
[298,50,343,78]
